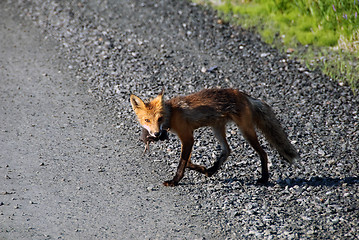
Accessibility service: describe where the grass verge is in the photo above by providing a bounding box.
[194,0,359,92]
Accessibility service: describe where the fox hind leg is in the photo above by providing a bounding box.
[234,116,269,184]
[243,129,269,184]
[206,124,231,177]
[186,161,208,174]
[232,113,269,184]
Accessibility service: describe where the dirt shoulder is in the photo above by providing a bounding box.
[0,6,218,240]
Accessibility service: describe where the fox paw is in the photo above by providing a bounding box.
[205,167,218,177]
[163,180,178,187]
[257,177,269,185]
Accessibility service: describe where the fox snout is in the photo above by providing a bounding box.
[146,129,158,137]
[141,128,169,143]
[153,131,161,137]
[141,124,163,138]
[146,127,163,137]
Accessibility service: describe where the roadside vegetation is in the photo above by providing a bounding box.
[194,0,359,92]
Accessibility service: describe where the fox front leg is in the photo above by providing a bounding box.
[163,157,187,186]
[163,137,194,187]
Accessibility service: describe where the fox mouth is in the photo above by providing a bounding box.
[141,128,169,143]
[150,130,166,140]
[140,128,169,154]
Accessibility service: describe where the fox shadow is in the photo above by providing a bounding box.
[275,176,359,188]
[213,176,359,188]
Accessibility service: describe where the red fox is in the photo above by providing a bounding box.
[130,88,299,186]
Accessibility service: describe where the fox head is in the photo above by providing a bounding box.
[130,89,167,137]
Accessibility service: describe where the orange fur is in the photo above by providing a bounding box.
[130,90,167,137]
[130,89,299,186]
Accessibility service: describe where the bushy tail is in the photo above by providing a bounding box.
[248,97,299,164]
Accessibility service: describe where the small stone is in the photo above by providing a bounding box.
[331,218,339,224]
[147,185,157,191]
[318,149,325,156]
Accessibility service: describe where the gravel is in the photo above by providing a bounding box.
[2,0,359,239]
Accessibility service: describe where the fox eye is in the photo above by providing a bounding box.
[145,119,150,123]
[158,117,163,122]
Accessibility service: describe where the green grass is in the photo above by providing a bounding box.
[194,0,359,92]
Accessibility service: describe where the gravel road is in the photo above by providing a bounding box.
[1,0,358,239]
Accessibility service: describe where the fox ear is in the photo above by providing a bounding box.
[154,87,165,102]
[158,87,165,97]
[130,94,145,110]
